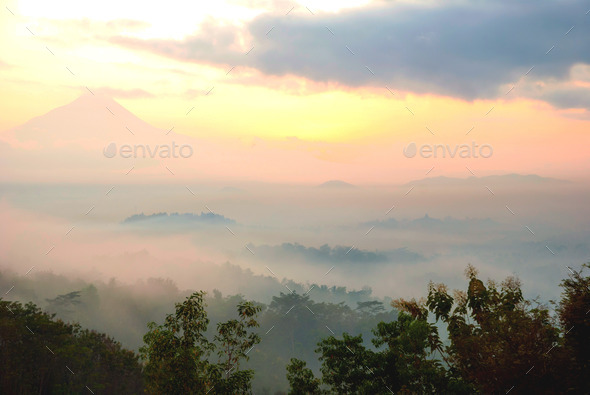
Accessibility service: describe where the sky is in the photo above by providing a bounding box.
[1,0,590,184]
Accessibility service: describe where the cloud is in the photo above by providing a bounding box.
[40,18,151,47]
[224,0,293,12]
[540,86,590,109]
[91,87,155,99]
[110,18,243,68]
[515,63,590,113]
[109,0,590,105]
[53,18,151,35]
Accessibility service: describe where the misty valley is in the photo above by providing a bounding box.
[1,176,589,393]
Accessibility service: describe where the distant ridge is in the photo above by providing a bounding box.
[363,214,499,232]
[318,180,356,188]
[407,174,568,187]
[123,212,236,225]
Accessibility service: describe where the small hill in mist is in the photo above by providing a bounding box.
[318,180,356,188]
[123,212,236,225]
[363,214,499,232]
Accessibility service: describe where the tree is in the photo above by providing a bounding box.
[286,358,321,395]
[0,299,144,394]
[140,291,262,394]
[255,291,395,392]
[45,291,82,320]
[286,309,468,394]
[316,332,376,393]
[423,265,561,394]
[557,263,590,393]
[287,263,590,394]
[268,292,314,356]
[356,301,385,315]
[212,302,262,393]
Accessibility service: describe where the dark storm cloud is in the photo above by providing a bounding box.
[541,86,590,109]
[111,0,590,103]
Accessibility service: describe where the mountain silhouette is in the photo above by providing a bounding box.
[407,174,568,187]
[318,180,356,188]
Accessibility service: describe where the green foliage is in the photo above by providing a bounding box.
[140,291,262,394]
[557,263,590,393]
[356,300,385,315]
[45,291,82,317]
[6,264,589,394]
[286,358,322,394]
[317,333,371,393]
[252,291,396,391]
[424,266,561,394]
[288,310,469,394]
[1,269,393,393]
[288,263,590,394]
[0,298,144,394]
[371,312,452,393]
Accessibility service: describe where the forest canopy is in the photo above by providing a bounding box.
[1,263,588,394]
